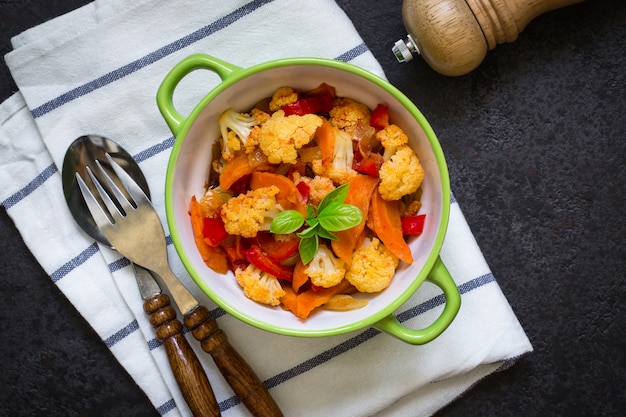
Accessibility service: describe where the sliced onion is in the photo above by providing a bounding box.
[298,145,322,162]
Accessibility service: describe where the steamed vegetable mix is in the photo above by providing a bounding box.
[189,83,427,319]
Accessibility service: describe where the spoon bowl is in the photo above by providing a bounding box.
[61,134,151,247]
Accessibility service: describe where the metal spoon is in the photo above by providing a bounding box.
[62,135,221,417]
[62,134,151,246]
[61,134,165,300]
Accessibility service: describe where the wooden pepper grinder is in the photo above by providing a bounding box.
[393,0,584,76]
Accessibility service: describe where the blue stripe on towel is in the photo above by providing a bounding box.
[109,257,131,272]
[28,0,371,119]
[459,273,496,294]
[2,163,57,210]
[30,0,276,118]
[50,242,99,283]
[219,396,241,413]
[264,327,380,389]
[104,319,140,348]
[147,337,162,351]
[336,43,369,62]
[1,138,174,210]
[215,273,499,412]
[133,137,176,163]
[156,398,177,416]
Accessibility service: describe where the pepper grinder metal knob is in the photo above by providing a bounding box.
[393,0,584,76]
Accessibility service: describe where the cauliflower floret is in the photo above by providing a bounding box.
[311,129,358,184]
[269,86,299,111]
[329,97,370,130]
[346,238,399,293]
[258,110,323,164]
[378,144,424,201]
[402,199,423,216]
[219,108,262,161]
[295,175,336,207]
[375,124,423,200]
[251,107,271,124]
[220,186,283,238]
[303,244,346,288]
[376,124,408,161]
[246,110,271,151]
[235,264,286,306]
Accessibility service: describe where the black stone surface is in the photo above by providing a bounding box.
[1,0,624,416]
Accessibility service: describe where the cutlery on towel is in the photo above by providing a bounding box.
[63,135,220,417]
[71,138,283,417]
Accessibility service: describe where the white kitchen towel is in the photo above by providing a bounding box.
[0,0,532,416]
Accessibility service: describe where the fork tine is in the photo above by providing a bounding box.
[76,172,114,228]
[93,159,135,215]
[104,153,151,206]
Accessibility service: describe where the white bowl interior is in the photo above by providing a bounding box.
[168,63,446,336]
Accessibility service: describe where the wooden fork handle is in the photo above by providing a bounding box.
[144,294,221,417]
[184,306,284,417]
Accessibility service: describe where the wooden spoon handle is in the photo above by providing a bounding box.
[144,294,221,417]
[184,306,284,417]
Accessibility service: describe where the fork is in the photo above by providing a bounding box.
[77,154,283,417]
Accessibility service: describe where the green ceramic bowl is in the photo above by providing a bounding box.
[157,54,460,344]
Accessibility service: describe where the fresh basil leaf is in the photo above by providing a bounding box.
[297,223,319,239]
[270,210,304,234]
[299,235,319,265]
[306,205,316,220]
[318,203,363,231]
[317,183,349,214]
[316,227,338,241]
[305,217,319,227]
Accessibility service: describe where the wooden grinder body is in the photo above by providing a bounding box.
[401,0,584,76]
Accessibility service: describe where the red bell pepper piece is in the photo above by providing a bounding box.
[401,214,426,236]
[253,232,300,262]
[202,217,229,246]
[303,83,336,98]
[282,94,333,116]
[296,181,310,202]
[242,245,294,281]
[370,103,389,130]
[353,153,383,177]
[221,236,247,272]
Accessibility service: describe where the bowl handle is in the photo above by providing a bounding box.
[374,257,461,344]
[156,53,242,135]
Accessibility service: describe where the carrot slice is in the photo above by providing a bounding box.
[367,189,413,264]
[313,119,335,163]
[292,258,309,293]
[250,171,307,215]
[331,174,380,264]
[219,153,253,190]
[294,279,352,319]
[189,196,229,273]
[280,285,299,315]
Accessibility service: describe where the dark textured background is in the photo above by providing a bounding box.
[1,0,625,416]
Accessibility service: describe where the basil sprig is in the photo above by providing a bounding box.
[270,183,362,264]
